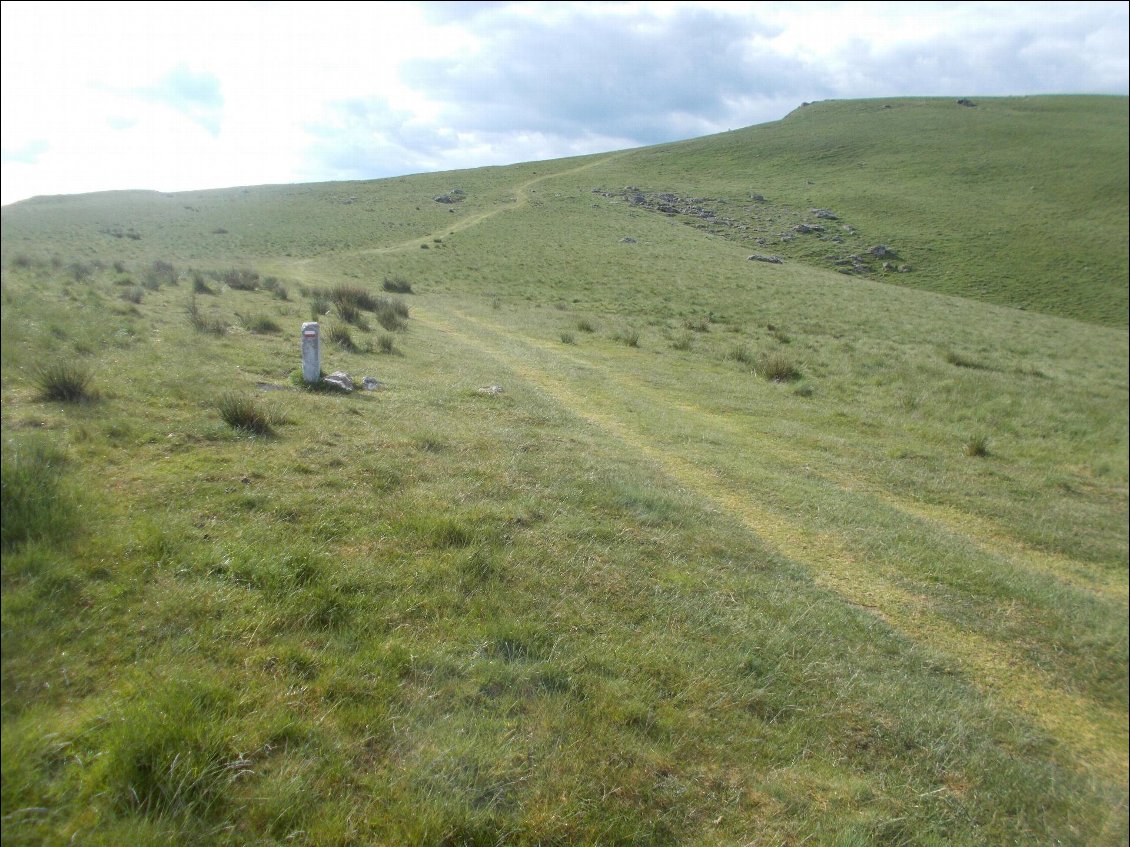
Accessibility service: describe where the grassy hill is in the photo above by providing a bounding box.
[2,97,1127,845]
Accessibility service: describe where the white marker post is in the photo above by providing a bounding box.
[301,322,321,383]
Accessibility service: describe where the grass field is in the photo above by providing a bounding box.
[2,96,1127,845]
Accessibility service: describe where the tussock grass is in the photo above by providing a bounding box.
[187,294,227,335]
[330,284,380,312]
[754,351,802,382]
[613,327,640,347]
[217,393,275,435]
[383,275,414,294]
[328,324,358,352]
[964,434,991,457]
[239,314,281,334]
[35,361,96,402]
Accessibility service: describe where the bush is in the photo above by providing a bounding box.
[754,351,801,382]
[382,276,413,294]
[1,437,76,550]
[35,361,96,402]
[217,394,274,435]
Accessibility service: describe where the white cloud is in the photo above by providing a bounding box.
[2,1,1126,205]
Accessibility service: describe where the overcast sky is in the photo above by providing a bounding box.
[1,1,1126,206]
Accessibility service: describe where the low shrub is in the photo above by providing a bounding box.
[119,287,144,304]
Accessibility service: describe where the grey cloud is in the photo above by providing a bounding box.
[306,97,458,179]
[829,6,1129,97]
[403,5,815,145]
[135,64,224,135]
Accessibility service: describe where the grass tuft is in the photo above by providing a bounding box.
[382,275,414,294]
[754,351,802,382]
[328,324,358,352]
[35,361,96,402]
[964,434,991,457]
[217,394,275,435]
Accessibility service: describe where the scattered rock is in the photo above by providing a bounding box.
[619,236,637,244]
[810,208,838,220]
[794,223,824,234]
[477,384,504,396]
[750,193,766,202]
[323,371,354,392]
[433,194,461,204]
[956,98,977,108]
[869,245,893,258]
[748,254,784,264]
[361,376,384,391]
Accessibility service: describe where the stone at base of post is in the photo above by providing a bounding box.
[301,322,321,383]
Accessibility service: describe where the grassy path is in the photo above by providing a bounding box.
[286,157,1127,795]
[412,303,1129,796]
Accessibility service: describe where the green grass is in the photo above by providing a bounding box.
[0,95,1126,846]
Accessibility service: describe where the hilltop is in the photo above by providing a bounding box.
[1,97,1127,846]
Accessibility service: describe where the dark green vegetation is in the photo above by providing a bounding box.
[2,97,1127,845]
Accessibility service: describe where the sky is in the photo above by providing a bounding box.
[1,1,1126,206]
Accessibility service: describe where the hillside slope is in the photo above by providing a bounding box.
[2,98,1127,845]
